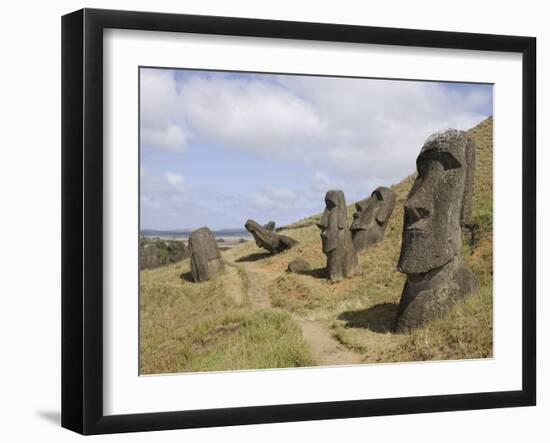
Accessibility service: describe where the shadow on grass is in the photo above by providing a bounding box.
[295,267,326,279]
[235,252,273,262]
[337,302,398,333]
[180,271,194,282]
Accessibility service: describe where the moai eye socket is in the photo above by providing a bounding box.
[324,199,336,209]
[436,151,462,170]
[417,150,461,176]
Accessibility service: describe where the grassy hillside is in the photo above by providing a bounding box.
[140,117,493,373]
[140,261,315,373]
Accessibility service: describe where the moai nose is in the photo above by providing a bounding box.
[404,204,431,223]
[405,183,433,223]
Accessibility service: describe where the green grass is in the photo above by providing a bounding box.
[140,260,314,374]
[180,309,314,372]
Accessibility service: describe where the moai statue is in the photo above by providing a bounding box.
[245,219,298,254]
[263,221,276,232]
[350,186,396,251]
[395,129,478,331]
[317,190,359,281]
[188,227,224,282]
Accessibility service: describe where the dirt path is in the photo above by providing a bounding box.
[222,264,246,305]
[242,265,272,309]
[233,259,363,366]
[295,318,364,366]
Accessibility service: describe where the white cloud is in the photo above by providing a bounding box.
[140,170,192,228]
[141,195,161,209]
[252,187,299,212]
[140,69,178,130]
[140,69,492,229]
[140,69,491,187]
[164,172,186,191]
[271,76,489,183]
[177,76,323,157]
[140,69,188,153]
[141,170,187,199]
[311,171,331,193]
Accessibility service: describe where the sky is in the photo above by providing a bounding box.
[140,68,493,230]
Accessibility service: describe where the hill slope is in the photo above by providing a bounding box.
[140,117,493,374]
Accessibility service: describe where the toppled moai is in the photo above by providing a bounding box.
[350,186,396,251]
[317,190,359,281]
[395,129,478,331]
[245,219,298,254]
[188,226,224,282]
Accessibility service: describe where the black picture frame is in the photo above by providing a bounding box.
[61,8,536,435]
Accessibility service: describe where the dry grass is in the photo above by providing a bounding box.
[140,260,314,374]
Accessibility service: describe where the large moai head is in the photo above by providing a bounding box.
[395,129,477,331]
[398,130,475,274]
[350,186,396,251]
[244,219,298,254]
[317,190,358,281]
[188,226,224,282]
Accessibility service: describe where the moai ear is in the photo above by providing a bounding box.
[376,205,392,224]
[460,136,476,227]
[337,201,347,229]
[375,190,396,224]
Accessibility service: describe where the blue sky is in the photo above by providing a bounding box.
[140,68,493,230]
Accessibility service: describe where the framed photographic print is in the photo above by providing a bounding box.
[61,8,536,435]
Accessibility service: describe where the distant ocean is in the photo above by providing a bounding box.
[140,229,251,238]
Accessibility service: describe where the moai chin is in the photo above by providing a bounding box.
[395,129,478,331]
[350,186,396,252]
[188,226,224,282]
[244,219,298,254]
[317,190,359,281]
